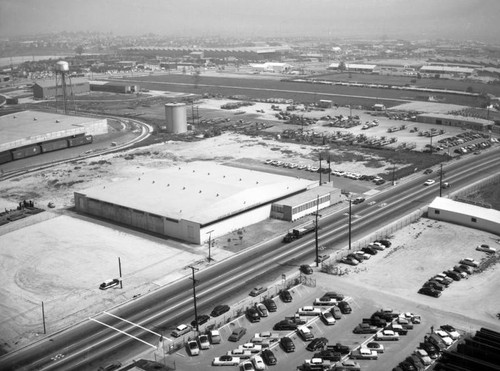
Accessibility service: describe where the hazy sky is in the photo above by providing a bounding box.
[1,0,499,42]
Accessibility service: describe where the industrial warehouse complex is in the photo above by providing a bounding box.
[0,110,107,164]
[73,162,341,244]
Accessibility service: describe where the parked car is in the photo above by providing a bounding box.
[434,330,453,346]
[341,256,359,265]
[187,340,200,356]
[261,349,277,365]
[212,355,240,366]
[423,280,445,291]
[366,342,384,353]
[459,258,479,267]
[353,323,378,334]
[368,242,385,250]
[252,355,265,371]
[249,286,267,296]
[198,334,210,350]
[444,270,462,281]
[298,325,315,341]
[350,347,378,360]
[211,304,230,317]
[323,292,345,301]
[454,264,474,275]
[419,342,439,359]
[261,298,277,312]
[279,289,293,303]
[314,350,341,362]
[240,361,255,371]
[229,327,247,342]
[330,306,342,319]
[298,306,323,316]
[327,343,350,355]
[300,264,314,274]
[338,301,352,314]
[476,244,496,253]
[362,246,378,255]
[320,311,336,325]
[255,303,268,317]
[332,360,361,370]
[208,329,221,344]
[440,324,460,340]
[375,330,400,341]
[280,336,295,352]
[273,320,298,331]
[171,324,191,337]
[418,287,441,298]
[306,337,328,351]
[246,307,261,323]
[414,349,432,366]
[374,239,391,247]
[191,314,210,328]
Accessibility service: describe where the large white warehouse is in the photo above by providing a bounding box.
[74,162,318,244]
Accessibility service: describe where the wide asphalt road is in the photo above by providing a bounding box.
[0,148,499,371]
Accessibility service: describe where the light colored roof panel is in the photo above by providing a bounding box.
[429,197,500,222]
[78,162,317,225]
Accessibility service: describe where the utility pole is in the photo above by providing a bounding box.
[313,195,321,267]
[319,157,322,186]
[188,266,199,332]
[439,163,443,197]
[430,135,433,156]
[42,301,46,334]
[392,163,396,186]
[118,257,123,289]
[327,155,331,183]
[206,230,214,262]
[348,198,352,251]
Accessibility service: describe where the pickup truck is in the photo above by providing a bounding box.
[284,313,308,325]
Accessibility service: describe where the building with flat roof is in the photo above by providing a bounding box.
[33,78,90,99]
[0,110,107,153]
[416,113,493,132]
[428,197,500,236]
[74,162,318,244]
[271,184,342,221]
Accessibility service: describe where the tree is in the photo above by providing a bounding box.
[338,61,347,71]
[75,45,84,55]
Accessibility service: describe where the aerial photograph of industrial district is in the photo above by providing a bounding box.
[1,0,500,370]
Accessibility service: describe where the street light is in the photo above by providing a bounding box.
[188,266,199,332]
[206,230,214,262]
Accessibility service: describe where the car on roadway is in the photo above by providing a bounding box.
[320,311,336,325]
[476,244,496,253]
[187,340,200,356]
[171,324,191,337]
[375,330,400,341]
[261,349,277,365]
[423,179,436,186]
[352,197,365,204]
[279,289,293,303]
[249,286,267,296]
[350,347,378,360]
[423,168,433,174]
[280,336,295,352]
[366,342,384,353]
[306,337,329,351]
[262,298,277,312]
[418,287,441,298]
[198,334,210,350]
[228,327,247,342]
[212,355,240,366]
[208,330,221,344]
[459,257,479,267]
[211,304,230,317]
[300,264,314,274]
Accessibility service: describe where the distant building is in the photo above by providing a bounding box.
[428,197,500,236]
[327,63,376,73]
[249,62,293,73]
[416,113,493,132]
[90,81,139,94]
[372,104,386,111]
[33,78,89,99]
[419,65,475,77]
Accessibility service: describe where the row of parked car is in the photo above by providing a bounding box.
[393,324,461,371]
[418,257,478,298]
[340,239,392,266]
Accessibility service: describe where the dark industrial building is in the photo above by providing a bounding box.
[90,81,139,94]
[33,78,90,99]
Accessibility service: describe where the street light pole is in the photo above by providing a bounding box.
[188,266,199,332]
[314,195,320,267]
[206,230,214,262]
[348,198,352,251]
[439,163,443,197]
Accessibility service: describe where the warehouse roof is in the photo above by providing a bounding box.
[77,162,317,225]
[428,197,500,223]
[0,110,103,152]
[33,78,89,88]
[417,113,493,126]
[420,65,475,74]
[275,184,337,206]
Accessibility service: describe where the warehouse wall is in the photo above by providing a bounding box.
[427,206,500,236]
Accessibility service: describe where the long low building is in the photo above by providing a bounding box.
[0,110,108,153]
[427,197,500,236]
[74,162,319,244]
[416,113,494,132]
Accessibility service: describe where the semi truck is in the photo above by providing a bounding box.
[283,223,316,243]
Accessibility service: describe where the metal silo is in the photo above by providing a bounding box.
[165,103,187,133]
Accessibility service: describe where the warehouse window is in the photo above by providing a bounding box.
[471,217,477,223]
[434,209,440,214]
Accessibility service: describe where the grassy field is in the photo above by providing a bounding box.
[109,73,486,108]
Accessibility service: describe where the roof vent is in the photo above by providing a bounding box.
[56,120,60,123]
[183,186,186,190]
[239,178,242,181]
[138,178,141,180]
[199,190,202,193]
[167,183,170,187]
[193,170,195,172]
[256,181,259,184]
[152,181,155,183]
[13,115,16,118]
[33,117,37,121]
[216,193,219,197]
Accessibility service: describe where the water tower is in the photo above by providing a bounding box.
[165,103,187,133]
[55,61,70,114]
